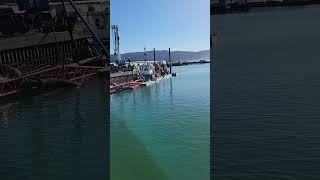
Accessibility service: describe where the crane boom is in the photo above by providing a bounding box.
[67,0,109,57]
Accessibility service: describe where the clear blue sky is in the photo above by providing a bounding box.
[110,0,209,53]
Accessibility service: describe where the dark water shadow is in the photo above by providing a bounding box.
[111,119,167,180]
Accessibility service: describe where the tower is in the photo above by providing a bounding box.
[111,25,121,62]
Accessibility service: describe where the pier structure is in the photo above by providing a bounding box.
[0,0,110,98]
[0,64,103,97]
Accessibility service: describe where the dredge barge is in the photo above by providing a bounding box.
[109,25,175,95]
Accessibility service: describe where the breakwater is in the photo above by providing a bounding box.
[171,60,210,66]
[211,0,320,15]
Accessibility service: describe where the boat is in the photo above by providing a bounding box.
[143,80,156,87]
[142,74,172,87]
[162,73,172,79]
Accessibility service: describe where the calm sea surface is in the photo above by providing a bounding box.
[0,79,109,180]
[212,5,320,179]
[111,64,210,180]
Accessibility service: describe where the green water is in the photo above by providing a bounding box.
[111,64,210,180]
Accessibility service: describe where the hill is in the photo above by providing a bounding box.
[111,50,210,62]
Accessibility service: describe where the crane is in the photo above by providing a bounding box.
[111,25,122,65]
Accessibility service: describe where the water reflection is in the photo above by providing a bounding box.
[170,79,173,105]
[0,79,108,180]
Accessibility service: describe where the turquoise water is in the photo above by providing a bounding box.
[111,64,210,180]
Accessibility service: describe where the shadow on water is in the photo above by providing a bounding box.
[0,78,109,180]
[111,118,167,180]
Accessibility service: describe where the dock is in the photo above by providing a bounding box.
[0,0,110,98]
[110,70,138,84]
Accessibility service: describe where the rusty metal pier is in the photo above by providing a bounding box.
[0,0,110,98]
[0,35,108,97]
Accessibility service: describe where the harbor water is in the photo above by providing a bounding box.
[0,79,109,180]
[212,5,320,179]
[111,64,210,180]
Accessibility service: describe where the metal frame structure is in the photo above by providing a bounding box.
[0,0,110,98]
[0,64,103,97]
[111,25,121,62]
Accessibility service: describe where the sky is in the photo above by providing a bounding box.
[111,0,210,53]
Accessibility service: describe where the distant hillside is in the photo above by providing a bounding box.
[111,50,210,62]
